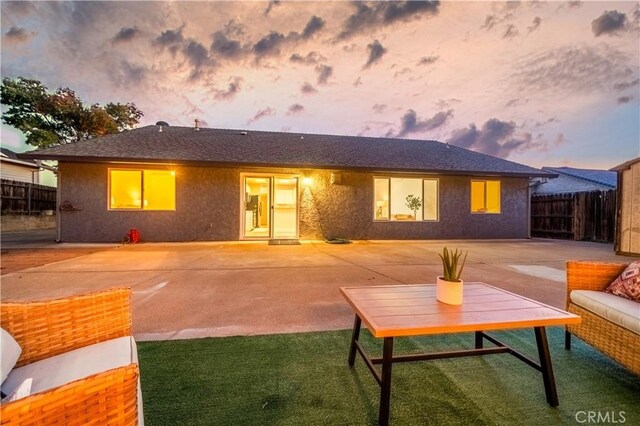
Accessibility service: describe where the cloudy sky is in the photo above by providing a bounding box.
[1,0,639,169]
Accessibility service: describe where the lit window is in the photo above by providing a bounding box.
[109,169,175,210]
[110,170,142,209]
[423,179,438,220]
[374,178,390,220]
[471,180,500,213]
[374,177,439,221]
[144,170,176,210]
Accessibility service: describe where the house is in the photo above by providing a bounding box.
[611,157,640,256]
[19,124,553,243]
[1,147,58,186]
[531,166,616,195]
[1,148,41,183]
[529,166,617,243]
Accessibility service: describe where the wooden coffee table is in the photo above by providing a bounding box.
[340,283,581,426]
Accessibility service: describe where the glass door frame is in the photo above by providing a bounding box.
[240,172,300,240]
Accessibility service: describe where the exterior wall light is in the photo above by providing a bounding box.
[302,177,313,186]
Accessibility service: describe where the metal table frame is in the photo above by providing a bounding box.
[347,314,558,426]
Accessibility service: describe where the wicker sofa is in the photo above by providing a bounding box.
[0,288,142,425]
[565,261,640,375]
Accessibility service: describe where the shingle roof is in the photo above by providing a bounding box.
[531,166,617,195]
[1,147,19,159]
[1,147,38,167]
[19,125,552,177]
[544,167,617,188]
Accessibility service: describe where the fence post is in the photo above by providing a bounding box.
[27,183,32,215]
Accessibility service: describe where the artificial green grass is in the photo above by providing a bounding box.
[138,328,640,425]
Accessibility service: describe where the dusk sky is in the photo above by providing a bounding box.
[1,0,639,170]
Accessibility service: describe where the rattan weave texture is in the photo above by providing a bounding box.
[0,288,139,425]
[566,261,639,375]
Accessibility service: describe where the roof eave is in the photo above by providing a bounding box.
[0,157,39,168]
[23,154,554,178]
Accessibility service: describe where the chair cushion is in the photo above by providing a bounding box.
[1,328,22,384]
[605,260,640,301]
[2,378,32,402]
[571,290,640,335]
[0,336,137,397]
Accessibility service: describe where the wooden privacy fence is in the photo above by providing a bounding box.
[1,179,57,214]
[531,190,617,243]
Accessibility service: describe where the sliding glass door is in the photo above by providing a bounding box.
[242,175,298,239]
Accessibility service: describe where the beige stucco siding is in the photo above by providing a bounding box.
[58,162,529,242]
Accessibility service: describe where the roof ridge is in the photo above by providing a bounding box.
[137,124,448,145]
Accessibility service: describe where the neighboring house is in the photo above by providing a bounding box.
[20,124,553,243]
[611,157,640,256]
[0,147,58,186]
[529,166,618,243]
[531,166,617,195]
[1,147,41,183]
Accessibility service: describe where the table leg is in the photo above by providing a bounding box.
[379,337,394,426]
[534,327,558,407]
[348,314,362,367]
[475,331,483,349]
[564,329,571,350]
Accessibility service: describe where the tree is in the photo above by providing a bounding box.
[1,77,143,149]
[405,194,422,220]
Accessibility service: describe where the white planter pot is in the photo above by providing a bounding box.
[436,277,463,305]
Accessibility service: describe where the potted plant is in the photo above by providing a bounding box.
[437,247,467,305]
[405,195,422,220]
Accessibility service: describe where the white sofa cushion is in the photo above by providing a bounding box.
[3,378,32,402]
[1,328,22,384]
[571,290,640,335]
[0,336,143,425]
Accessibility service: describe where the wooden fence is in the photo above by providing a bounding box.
[1,179,57,214]
[531,190,617,243]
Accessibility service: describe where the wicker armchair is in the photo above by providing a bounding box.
[1,288,140,425]
[565,261,640,375]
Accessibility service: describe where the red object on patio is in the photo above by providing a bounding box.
[128,229,140,244]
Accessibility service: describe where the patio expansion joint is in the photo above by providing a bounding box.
[310,242,408,285]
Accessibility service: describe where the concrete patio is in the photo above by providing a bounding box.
[0,239,628,341]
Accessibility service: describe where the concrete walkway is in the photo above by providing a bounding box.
[0,239,629,341]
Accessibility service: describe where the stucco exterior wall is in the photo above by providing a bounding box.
[300,170,529,240]
[58,162,529,242]
[58,162,240,242]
